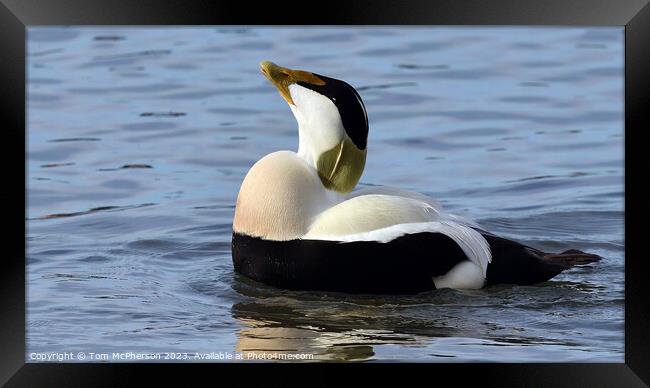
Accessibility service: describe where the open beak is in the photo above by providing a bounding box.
[260,60,325,105]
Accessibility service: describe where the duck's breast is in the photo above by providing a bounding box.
[233,151,330,241]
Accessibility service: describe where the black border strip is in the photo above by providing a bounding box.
[3,0,649,386]
[1,0,648,25]
[0,0,26,385]
[624,1,650,384]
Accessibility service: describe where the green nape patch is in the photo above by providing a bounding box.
[316,136,366,193]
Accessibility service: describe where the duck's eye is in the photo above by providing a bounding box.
[280,71,290,77]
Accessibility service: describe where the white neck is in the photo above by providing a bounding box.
[296,125,315,166]
[288,85,345,169]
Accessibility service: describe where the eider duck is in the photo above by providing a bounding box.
[231,60,601,294]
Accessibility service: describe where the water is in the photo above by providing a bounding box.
[27,27,624,362]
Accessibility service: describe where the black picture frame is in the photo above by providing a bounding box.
[3,0,648,386]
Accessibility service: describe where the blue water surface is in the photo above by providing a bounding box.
[27,27,624,362]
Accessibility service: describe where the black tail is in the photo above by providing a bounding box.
[542,249,602,267]
[478,231,602,286]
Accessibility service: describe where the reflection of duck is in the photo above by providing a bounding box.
[231,300,422,362]
[234,321,376,362]
[230,284,588,361]
[232,61,601,293]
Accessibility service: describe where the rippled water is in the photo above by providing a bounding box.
[27,27,624,362]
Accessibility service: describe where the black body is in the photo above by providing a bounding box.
[231,230,600,294]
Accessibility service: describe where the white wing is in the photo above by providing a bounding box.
[305,194,440,239]
[304,194,492,278]
[349,185,481,229]
[348,185,443,210]
[335,221,491,279]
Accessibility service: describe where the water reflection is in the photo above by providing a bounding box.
[232,302,419,362]
[229,280,604,362]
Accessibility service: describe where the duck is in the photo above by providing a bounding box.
[231,60,601,294]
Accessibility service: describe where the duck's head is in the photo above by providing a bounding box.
[260,60,368,194]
